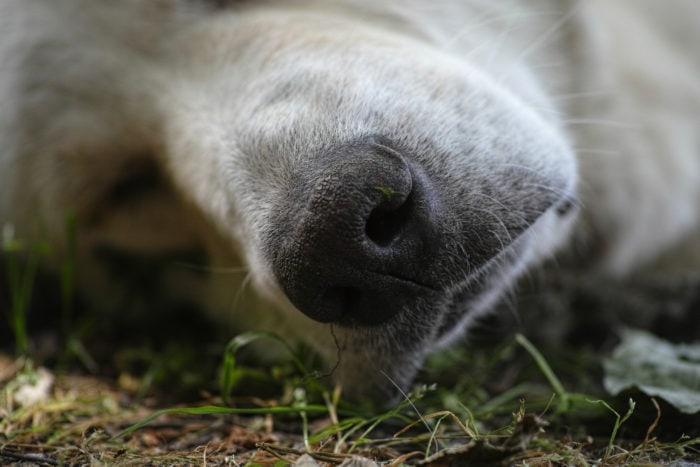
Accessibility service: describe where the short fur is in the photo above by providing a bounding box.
[1,0,699,400]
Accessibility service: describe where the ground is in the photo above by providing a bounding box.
[2,314,700,466]
[1,242,700,465]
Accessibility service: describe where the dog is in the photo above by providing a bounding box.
[1,0,699,401]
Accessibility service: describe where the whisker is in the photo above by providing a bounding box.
[520,183,584,209]
[528,60,567,71]
[574,147,620,156]
[229,270,254,313]
[499,283,522,330]
[491,3,581,93]
[551,90,612,101]
[466,207,513,257]
[469,191,530,231]
[464,11,528,65]
[498,162,549,176]
[513,2,582,65]
[562,118,639,129]
[174,262,249,274]
[379,369,435,453]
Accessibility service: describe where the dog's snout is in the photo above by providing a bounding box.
[272,140,438,326]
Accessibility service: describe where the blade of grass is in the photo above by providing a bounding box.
[2,226,50,355]
[294,388,311,452]
[346,397,420,453]
[60,213,77,331]
[472,381,549,418]
[588,397,636,460]
[5,252,30,354]
[515,333,570,411]
[112,404,330,440]
[219,330,311,403]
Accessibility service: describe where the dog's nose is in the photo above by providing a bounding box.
[273,139,439,326]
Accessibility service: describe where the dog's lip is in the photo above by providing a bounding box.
[326,270,443,328]
[367,269,441,292]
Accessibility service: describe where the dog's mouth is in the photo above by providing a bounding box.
[318,239,529,403]
[321,272,440,327]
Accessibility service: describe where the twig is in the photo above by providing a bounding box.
[257,443,351,463]
[641,398,661,452]
[0,448,58,466]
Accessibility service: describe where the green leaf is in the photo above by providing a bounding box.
[603,329,700,414]
[219,330,308,403]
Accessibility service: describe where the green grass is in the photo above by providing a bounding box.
[2,226,700,465]
[2,224,51,355]
[2,327,700,465]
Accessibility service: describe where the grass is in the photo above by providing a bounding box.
[2,228,700,465]
[2,224,51,355]
[3,329,700,465]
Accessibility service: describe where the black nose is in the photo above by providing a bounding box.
[272,139,439,326]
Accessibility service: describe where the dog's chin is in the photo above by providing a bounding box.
[325,209,574,402]
[325,263,517,403]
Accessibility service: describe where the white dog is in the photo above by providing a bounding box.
[1,0,698,400]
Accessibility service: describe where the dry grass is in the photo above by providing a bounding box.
[2,332,699,466]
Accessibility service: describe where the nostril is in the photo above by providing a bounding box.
[365,189,414,247]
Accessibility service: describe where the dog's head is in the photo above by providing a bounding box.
[7,3,577,401]
[160,8,578,400]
